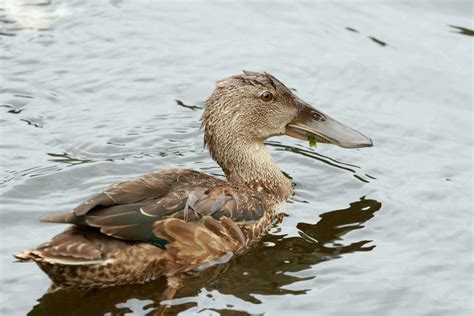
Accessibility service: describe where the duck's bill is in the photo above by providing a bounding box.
[285,100,373,148]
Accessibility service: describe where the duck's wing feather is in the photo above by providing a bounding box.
[40,169,265,244]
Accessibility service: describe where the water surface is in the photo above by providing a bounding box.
[0,1,472,315]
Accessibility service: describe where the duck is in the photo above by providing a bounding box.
[13,70,373,289]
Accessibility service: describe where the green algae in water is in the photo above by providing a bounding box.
[307,134,317,148]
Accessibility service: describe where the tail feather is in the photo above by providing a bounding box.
[40,211,86,225]
[13,250,40,262]
[13,249,108,265]
[12,226,127,266]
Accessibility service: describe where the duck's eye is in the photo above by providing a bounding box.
[260,91,273,102]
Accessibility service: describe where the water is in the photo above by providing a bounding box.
[0,1,472,315]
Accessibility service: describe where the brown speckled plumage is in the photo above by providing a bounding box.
[15,168,282,288]
[14,70,373,289]
[13,72,295,289]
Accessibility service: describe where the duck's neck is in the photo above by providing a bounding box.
[207,138,293,201]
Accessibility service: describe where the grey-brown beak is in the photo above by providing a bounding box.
[285,98,373,148]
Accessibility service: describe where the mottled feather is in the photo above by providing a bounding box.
[13,71,298,289]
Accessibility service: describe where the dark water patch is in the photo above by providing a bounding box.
[8,108,23,114]
[0,18,15,24]
[353,174,370,183]
[368,36,387,47]
[292,197,310,204]
[344,27,387,48]
[449,25,474,37]
[106,141,126,147]
[20,118,43,128]
[345,27,359,33]
[281,170,293,180]
[13,94,34,99]
[1,104,24,114]
[0,31,14,36]
[296,197,379,248]
[206,308,249,315]
[25,0,54,7]
[133,77,156,82]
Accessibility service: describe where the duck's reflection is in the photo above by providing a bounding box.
[28,197,381,316]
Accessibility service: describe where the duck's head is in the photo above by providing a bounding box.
[203,70,372,151]
[202,71,372,195]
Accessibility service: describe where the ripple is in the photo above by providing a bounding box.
[266,141,376,183]
[368,36,388,47]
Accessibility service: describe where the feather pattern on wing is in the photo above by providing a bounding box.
[13,168,282,288]
[39,169,269,244]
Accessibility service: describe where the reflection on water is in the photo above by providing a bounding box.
[28,198,381,315]
[0,0,66,32]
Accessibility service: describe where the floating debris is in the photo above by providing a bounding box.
[307,134,317,148]
[175,99,203,111]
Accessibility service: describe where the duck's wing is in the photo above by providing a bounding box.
[40,169,265,245]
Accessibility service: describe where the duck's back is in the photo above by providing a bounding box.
[14,169,278,288]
